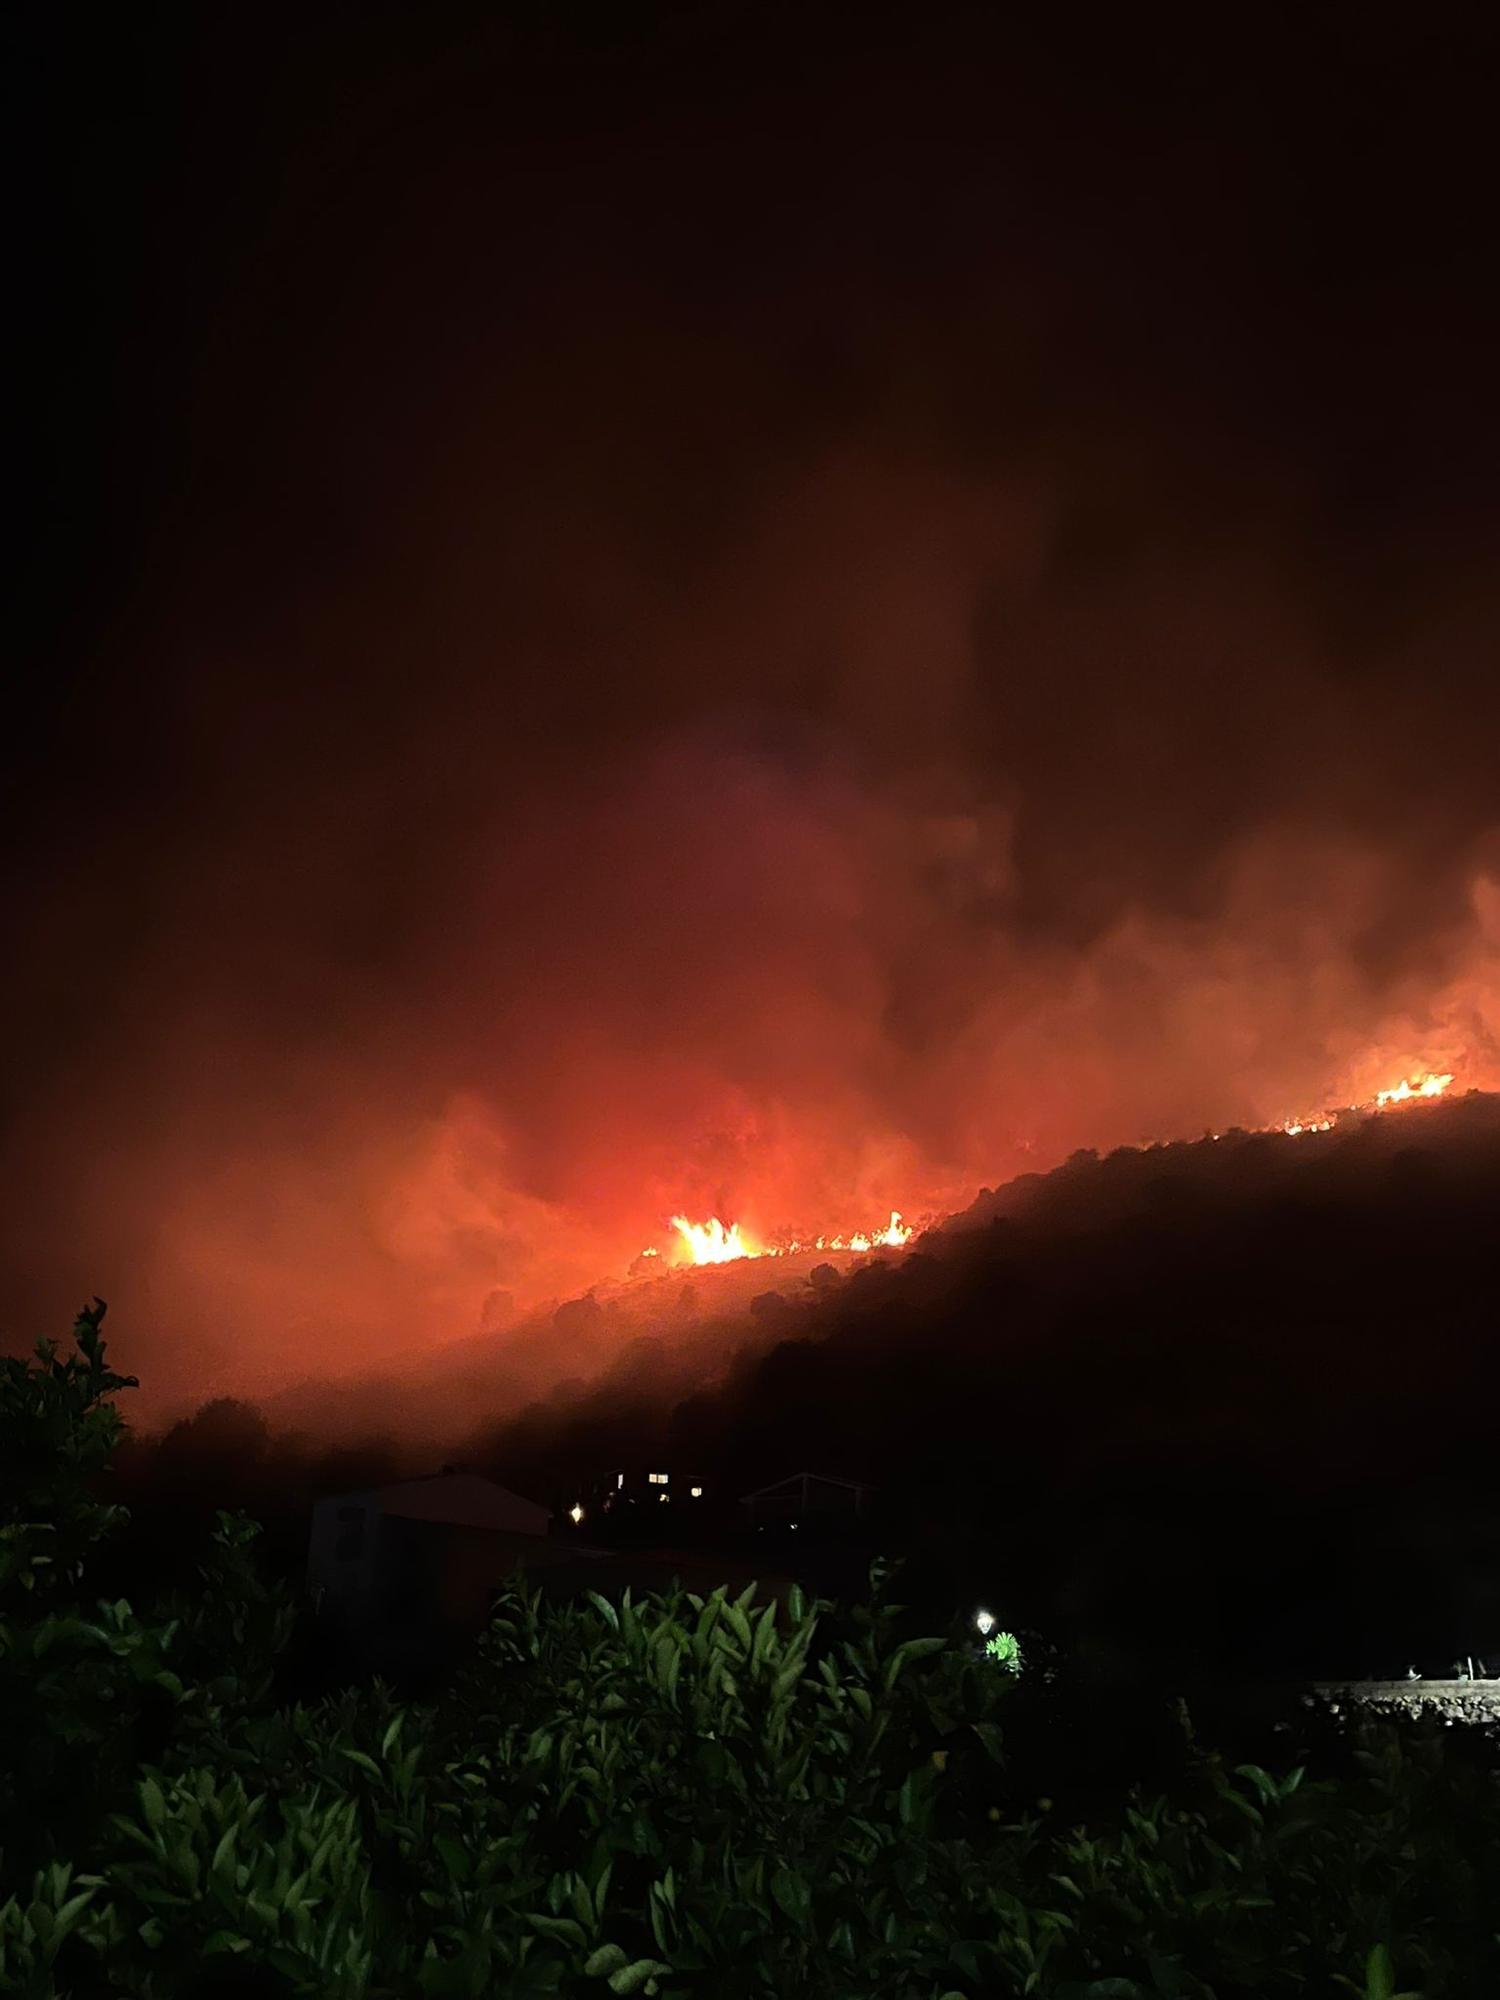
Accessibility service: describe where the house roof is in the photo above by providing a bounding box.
[372,1471,551,1534]
[739,1471,876,1502]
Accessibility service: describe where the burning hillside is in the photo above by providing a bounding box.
[255,1076,1499,1452]
[652,1066,1466,1278]
[1277,1068,1456,1137]
[659,1209,916,1268]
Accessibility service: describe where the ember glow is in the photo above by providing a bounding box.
[663,1209,915,1268]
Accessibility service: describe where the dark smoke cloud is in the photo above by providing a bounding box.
[8,5,1500,1422]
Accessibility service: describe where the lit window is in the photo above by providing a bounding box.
[648,1472,669,1485]
[689,1485,703,1498]
[616,1472,624,1490]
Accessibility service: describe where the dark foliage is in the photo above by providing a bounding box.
[3,1306,1500,1997]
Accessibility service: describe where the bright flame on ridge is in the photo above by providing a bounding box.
[662,1209,915,1268]
[1278,1068,1455,1137]
[1374,1072,1454,1108]
[670,1215,754,1264]
[654,1069,1463,1275]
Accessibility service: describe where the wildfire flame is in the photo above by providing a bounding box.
[651,1070,1463,1279]
[1278,1069,1455,1137]
[1374,1072,1453,1108]
[669,1215,754,1264]
[661,1208,915,1268]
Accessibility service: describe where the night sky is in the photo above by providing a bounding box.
[10,3,1500,1424]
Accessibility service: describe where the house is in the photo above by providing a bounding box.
[573,1466,710,1519]
[306,1469,581,1669]
[739,1471,876,1530]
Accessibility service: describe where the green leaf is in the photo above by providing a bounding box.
[585,1944,630,1977]
[591,1859,613,1921]
[608,1960,673,1995]
[586,1591,620,1633]
[566,1874,593,1930]
[750,1603,777,1671]
[1232,1763,1280,1807]
[435,1833,471,1885]
[52,1890,95,1938]
[139,1776,166,1830]
[528,1914,587,1947]
[203,1931,254,1955]
[1365,1945,1396,2000]
[972,1721,1005,1764]
[881,1634,946,1691]
[770,1867,811,1923]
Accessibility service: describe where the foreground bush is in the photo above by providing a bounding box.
[1,1305,1497,1997]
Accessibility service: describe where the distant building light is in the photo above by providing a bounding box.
[975,1608,996,1637]
[648,1472,669,1485]
[690,1485,703,1498]
[569,1503,584,1525]
[616,1472,624,1490]
[659,1491,669,1502]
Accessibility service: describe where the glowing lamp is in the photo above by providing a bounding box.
[569,1503,584,1525]
[975,1609,996,1637]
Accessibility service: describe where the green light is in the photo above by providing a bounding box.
[985,1630,1022,1673]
